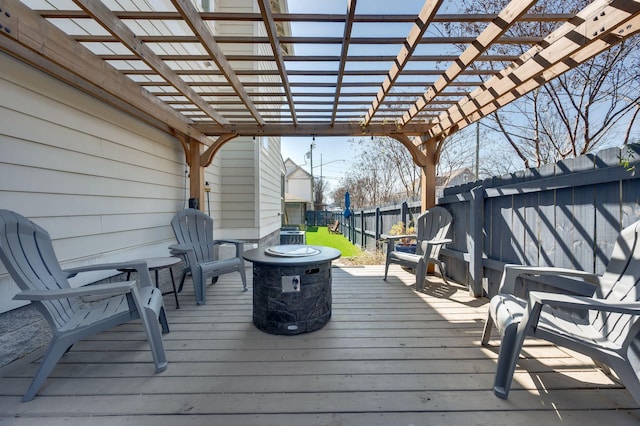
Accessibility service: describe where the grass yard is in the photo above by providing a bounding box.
[304,226,385,265]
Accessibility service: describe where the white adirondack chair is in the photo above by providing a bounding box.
[383,206,453,290]
[482,220,640,405]
[0,210,169,402]
[170,209,247,305]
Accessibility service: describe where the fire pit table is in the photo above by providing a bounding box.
[243,245,341,335]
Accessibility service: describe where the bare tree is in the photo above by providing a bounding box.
[447,0,640,168]
[332,138,422,209]
[313,177,329,211]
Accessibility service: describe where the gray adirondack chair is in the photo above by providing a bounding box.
[383,206,452,290]
[0,210,169,402]
[482,220,640,405]
[170,209,247,305]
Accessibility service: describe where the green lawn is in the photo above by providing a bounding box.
[304,226,361,257]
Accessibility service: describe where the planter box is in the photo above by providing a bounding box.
[394,243,417,254]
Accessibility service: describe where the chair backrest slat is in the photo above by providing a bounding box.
[592,221,640,345]
[415,206,452,257]
[171,209,216,263]
[0,210,78,329]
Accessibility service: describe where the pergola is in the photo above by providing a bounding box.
[1,0,639,208]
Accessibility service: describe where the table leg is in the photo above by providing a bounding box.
[153,268,180,309]
[168,268,179,309]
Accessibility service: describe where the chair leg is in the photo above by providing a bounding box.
[159,305,170,334]
[142,304,168,373]
[22,337,73,402]
[139,288,168,373]
[493,318,530,399]
[239,265,248,292]
[610,356,640,406]
[481,310,494,346]
[192,268,205,305]
[415,259,427,291]
[383,241,393,281]
[435,259,449,284]
[383,259,390,281]
[177,269,187,293]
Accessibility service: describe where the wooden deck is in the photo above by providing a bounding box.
[1,264,639,425]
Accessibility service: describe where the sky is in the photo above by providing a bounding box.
[280,0,434,194]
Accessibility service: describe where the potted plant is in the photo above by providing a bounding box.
[388,221,417,254]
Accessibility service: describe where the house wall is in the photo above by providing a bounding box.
[196,0,284,246]
[0,0,287,366]
[287,170,313,203]
[0,52,188,314]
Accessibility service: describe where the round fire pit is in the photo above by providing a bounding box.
[243,245,341,335]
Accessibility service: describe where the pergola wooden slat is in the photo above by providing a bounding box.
[427,0,640,142]
[256,0,297,125]
[361,0,443,126]
[74,0,230,126]
[171,0,264,126]
[1,0,638,210]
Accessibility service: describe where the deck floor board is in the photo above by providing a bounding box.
[1,264,639,425]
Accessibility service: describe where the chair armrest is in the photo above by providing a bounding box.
[424,238,452,245]
[528,291,640,316]
[64,261,153,288]
[213,239,244,257]
[381,234,415,242]
[498,264,599,295]
[213,239,244,245]
[13,282,135,301]
[168,243,194,254]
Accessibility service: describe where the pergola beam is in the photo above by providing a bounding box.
[194,123,434,137]
[401,0,538,126]
[428,0,640,140]
[330,0,357,126]
[0,0,211,146]
[35,11,574,24]
[362,0,444,126]
[257,0,297,125]
[99,53,521,63]
[171,0,265,126]
[72,34,544,45]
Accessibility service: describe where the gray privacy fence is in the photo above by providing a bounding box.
[340,144,640,298]
[341,201,422,251]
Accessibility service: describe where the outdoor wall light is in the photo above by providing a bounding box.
[204,181,211,215]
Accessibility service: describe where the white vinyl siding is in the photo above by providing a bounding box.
[0,53,186,313]
[0,0,287,313]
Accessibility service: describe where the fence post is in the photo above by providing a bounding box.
[350,211,356,244]
[401,201,409,225]
[468,185,484,297]
[360,210,365,247]
[375,207,381,245]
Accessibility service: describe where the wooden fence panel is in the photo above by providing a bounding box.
[594,148,625,274]
[571,155,597,272]
[337,145,638,298]
[536,163,557,267]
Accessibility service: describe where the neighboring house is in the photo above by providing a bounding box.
[283,158,313,225]
[436,168,476,198]
[0,0,287,315]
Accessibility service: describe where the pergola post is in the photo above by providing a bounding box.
[175,133,238,212]
[420,137,439,211]
[188,138,205,209]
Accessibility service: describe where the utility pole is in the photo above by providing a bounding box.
[308,136,316,210]
[475,121,480,180]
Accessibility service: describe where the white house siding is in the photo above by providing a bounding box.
[204,0,283,245]
[258,135,286,240]
[218,138,258,239]
[0,53,186,314]
[287,169,314,203]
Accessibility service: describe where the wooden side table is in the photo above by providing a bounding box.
[119,257,182,309]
